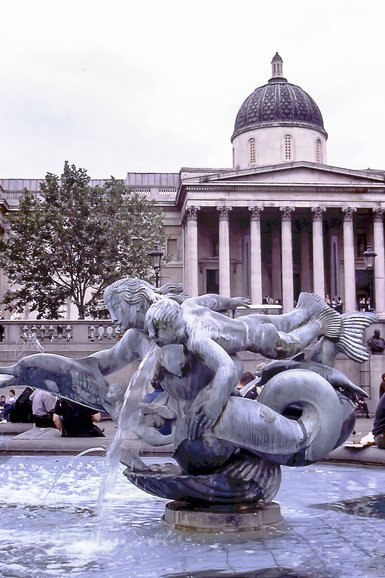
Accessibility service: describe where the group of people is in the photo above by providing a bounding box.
[0,389,16,422]
[325,295,343,313]
[0,387,104,437]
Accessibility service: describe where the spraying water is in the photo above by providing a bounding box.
[96,341,157,521]
[16,327,44,359]
[42,447,107,503]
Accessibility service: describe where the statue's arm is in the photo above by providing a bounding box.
[90,329,147,375]
[185,294,250,312]
[186,336,239,439]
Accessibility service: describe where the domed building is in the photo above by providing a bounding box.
[1,53,385,409]
[1,53,385,320]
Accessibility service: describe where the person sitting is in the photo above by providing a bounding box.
[235,371,255,392]
[53,398,105,437]
[372,393,385,449]
[29,388,57,428]
[367,330,385,355]
[0,395,5,422]
[353,394,370,418]
[2,388,17,422]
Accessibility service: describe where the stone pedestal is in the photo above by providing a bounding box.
[163,500,284,532]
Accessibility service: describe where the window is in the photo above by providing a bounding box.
[315,139,322,163]
[249,138,256,164]
[284,134,293,161]
[166,238,178,262]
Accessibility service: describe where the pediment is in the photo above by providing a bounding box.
[197,162,384,186]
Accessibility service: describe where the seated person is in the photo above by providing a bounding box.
[3,388,17,422]
[0,395,5,421]
[29,388,57,428]
[353,393,370,418]
[53,398,105,437]
[372,393,385,449]
[235,371,255,392]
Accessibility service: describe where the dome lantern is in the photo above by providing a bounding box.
[270,52,286,82]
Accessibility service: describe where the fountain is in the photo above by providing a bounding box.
[0,455,384,577]
[0,278,379,540]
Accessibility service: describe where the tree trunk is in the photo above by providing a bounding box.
[77,303,85,319]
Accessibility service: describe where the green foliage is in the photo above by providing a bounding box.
[0,162,164,318]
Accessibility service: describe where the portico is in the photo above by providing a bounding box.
[179,172,385,315]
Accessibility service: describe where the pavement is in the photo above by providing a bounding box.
[1,414,385,465]
[0,418,172,456]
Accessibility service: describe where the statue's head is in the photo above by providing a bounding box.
[104,277,187,332]
[145,298,186,346]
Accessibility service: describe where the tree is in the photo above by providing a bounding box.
[0,162,165,319]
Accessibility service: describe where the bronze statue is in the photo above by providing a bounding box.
[0,278,377,505]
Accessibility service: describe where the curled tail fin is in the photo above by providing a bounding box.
[296,292,341,339]
[337,312,378,362]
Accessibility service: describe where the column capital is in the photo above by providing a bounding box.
[249,206,263,221]
[373,208,385,222]
[184,206,200,222]
[217,206,232,221]
[342,207,356,221]
[311,206,326,221]
[280,206,295,221]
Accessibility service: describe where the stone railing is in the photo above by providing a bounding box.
[0,320,119,346]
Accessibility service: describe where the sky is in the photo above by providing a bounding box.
[1,0,385,179]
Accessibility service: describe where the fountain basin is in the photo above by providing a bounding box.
[0,456,384,577]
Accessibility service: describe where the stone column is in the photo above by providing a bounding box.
[271,227,282,301]
[373,208,385,315]
[218,207,232,297]
[311,206,326,299]
[299,220,311,292]
[342,207,356,312]
[184,206,200,297]
[249,206,263,304]
[280,206,295,312]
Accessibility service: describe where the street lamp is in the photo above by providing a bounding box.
[148,246,164,288]
[363,245,377,311]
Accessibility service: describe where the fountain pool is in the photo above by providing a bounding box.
[0,456,384,578]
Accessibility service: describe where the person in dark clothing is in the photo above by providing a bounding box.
[353,394,370,418]
[379,373,385,399]
[10,387,34,423]
[372,393,385,449]
[53,398,105,437]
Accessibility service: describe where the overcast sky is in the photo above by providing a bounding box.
[1,0,384,179]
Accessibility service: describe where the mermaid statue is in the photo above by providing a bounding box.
[0,278,377,505]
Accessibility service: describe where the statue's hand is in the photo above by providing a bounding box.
[231,296,251,309]
[186,395,222,439]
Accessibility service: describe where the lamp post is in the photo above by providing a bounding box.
[148,246,164,288]
[363,245,377,311]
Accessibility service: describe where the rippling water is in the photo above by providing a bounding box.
[0,456,384,577]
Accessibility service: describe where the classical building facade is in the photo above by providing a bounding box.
[1,53,385,317]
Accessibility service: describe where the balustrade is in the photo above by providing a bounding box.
[0,320,119,347]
